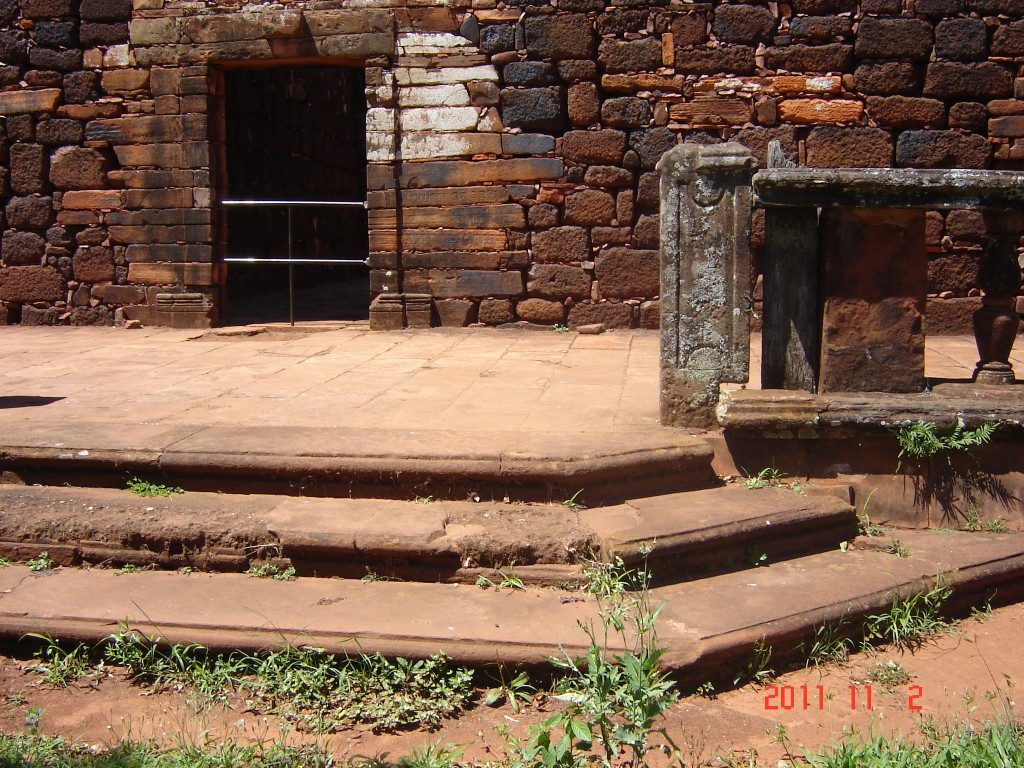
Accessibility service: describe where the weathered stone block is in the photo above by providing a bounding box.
[564,189,615,226]
[676,44,756,76]
[0,265,63,301]
[0,30,29,66]
[34,21,78,49]
[854,62,923,95]
[435,299,476,327]
[516,297,565,323]
[992,20,1024,57]
[599,38,663,75]
[500,88,564,133]
[36,119,83,145]
[672,13,708,47]
[63,72,100,105]
[778,98,863,124]
[89,285,142,305]
[62,190,124,209]
[629,128,675,170]
[819,208,926,394]
[592,227,631,246]
[789,16,852,42]
[468,81,499,107]
[855,18,933,61]
[633,214,659,249]
[0,90,62,119]
[764,44,852,74]
[525,15,595,59]
[502,134,555,155]
[928,252,980,294]
[557,60,598,83]
[528,263,591,299]
[80,0,131,21]
[637,172,660,209]
[80,21,129,46]
[73,245,115,282]
[528,203,560,228]
[733,125,798,165]
[568,83,600,127]
[924,62,1013,101]
[896,130,990,169]
[806,126,892,167]
[584,166,633,187]
[28,47,81,71]
[990,116,1024,138]
[10,144,48,196]
[428,269,523,298]
[129,17,180,46]
[597,10,647,36]
[532,226,589,263]
[601,97,651,129]
[561,130,627,165]
[916,0,964,16]
[934,18,988,61]
[791,0,855,10]
[478,298,514,324]
[400,158,564,188]
[0,0,16,25]
[5,196,52,229]
[2,231,46,265]
[860,0,901,10]
[503,62,557,87]
[480,23,515,54]
[712,4,776,44]
[568,302,634,329]
[595,248,658,298]
[399,106,479,132]
[49,147,107,190]
[865,96,945,129]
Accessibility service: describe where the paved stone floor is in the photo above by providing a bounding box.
[0,324,1016,436]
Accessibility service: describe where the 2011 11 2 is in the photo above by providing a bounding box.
[763,684,923,711]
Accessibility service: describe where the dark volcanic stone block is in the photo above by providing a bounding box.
[712,4,776,44]
[934,18,988,61]
[525,15,595,59]
[853,62,923,96]
[924,62,1012,101]
[895,130,990,169]
[500,87,565,133]
[855,18,933,61]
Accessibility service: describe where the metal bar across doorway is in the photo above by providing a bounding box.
[221,199,369,326]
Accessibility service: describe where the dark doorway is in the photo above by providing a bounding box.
[218,66,369,324]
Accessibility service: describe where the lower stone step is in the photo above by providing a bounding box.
[0,530,1020,684]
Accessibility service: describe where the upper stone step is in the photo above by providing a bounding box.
[0,422,715,504]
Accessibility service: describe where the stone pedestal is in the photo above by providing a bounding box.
[658,142,757,428]
[818,208,927,394]
[973,209,1022,384]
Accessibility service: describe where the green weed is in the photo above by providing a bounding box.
[802,618,854,668]
[562,489,586,512]
[894,420,998,469]
[865,659,912,689]
[742,467,785,490]
[482,668,535,713]
[126,477,184,497]
[26,552,55,572]
[884,538,910,558]
[552,324,570,333]
[863,580,952,650]
[733,639,774,687]
[24,635,96,687]
[499,569,526,591]
[245,563,296,581]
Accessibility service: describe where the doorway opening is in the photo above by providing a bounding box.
[216,65,369,324]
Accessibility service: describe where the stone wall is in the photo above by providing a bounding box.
[0,0,1021,328]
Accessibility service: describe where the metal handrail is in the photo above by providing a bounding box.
[219,198,369,325]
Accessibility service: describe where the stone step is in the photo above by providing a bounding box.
[0,422,716,505]
[0,530,1021,684]
[0,483,856,586]
[585,484,858,583]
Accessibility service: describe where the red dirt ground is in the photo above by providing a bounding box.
[1,602,1022,767]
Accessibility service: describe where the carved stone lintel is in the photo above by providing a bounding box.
[658,142,757,428]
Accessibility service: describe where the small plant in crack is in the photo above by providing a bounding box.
[866,659,913,689]
[245,563,296,581]
[26,552,55,572]
[127,477,184,497]
[884,538,910,558]
[562,488,586,512]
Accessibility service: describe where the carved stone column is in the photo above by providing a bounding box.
[974,209,1023,384]
[658,142,757,428]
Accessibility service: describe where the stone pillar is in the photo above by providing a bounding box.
[973,209,1023,384]
[658,142,757,428]
[818,208,927,393]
